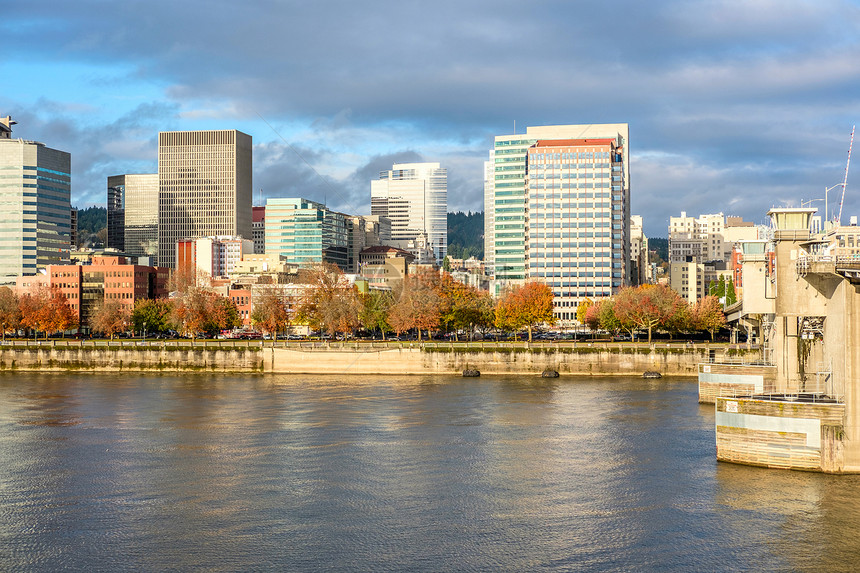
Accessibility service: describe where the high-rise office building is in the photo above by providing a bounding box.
[525,136,628,323]
[157,130,252,269]
[0,116,71,282]
[264,198,349,270]
[107,173,159,262]
[371,162,447,265]
[487,124,630,307]
[483,152,495,275]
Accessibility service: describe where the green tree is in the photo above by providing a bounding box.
[360,290,394,339]
[131,299,171,335]
[726,279,737,306]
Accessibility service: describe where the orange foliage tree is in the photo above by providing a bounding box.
[91,300,131,339]
[251,288,291,340]
[612,284,686,343]
[0,286,21,341]
[693,295,726,340]
[494,281,555,342]
[296,263,362,336]
[437,273,494,340]
[19,286,77,338]
[388,271,442,340]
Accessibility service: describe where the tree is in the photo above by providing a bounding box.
[613,284,684,343]
[50,290,78,336]
[171,288,213,341]
[597,298,623,334]
[0,286,21,341]
[209,296,242,332]
[251,289,291,340]
[91,300,131,339]
[694,295,726,340]
[494,281,555,342]
[726,280,737,306]
[576,297,593,325]
[360,290,394,340]
[296,263,362,336]
[168,263,211,293]
[438,273,489,340]
[131,299,172,335]
[19,286,76,338]
[388,271,442,340]
[583,302,602,331]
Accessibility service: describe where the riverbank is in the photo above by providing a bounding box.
[0,340,760,376]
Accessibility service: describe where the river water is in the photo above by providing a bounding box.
[1,372,859,572]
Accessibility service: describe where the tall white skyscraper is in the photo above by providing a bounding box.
[483,152,495,275]
[0,116,71,282]
[157,130,252,269]
[371,162,447,264]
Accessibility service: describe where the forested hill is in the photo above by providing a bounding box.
[447,211,484,259]
[76,206,107,235]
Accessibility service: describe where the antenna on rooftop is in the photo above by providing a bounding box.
[837,125,855,225]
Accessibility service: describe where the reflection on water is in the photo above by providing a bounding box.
[0,372,859,571]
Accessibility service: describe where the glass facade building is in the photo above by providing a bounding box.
[107,173,159,263]
[264,198,349,270]
[0,124,71,281]
[526,138,627,323]
[487,124,630,321]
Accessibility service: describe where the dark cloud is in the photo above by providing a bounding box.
[2,0,859,235]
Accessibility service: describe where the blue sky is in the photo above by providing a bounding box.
[2,0,859,237]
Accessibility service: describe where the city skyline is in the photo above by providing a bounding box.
[2,1,859,237]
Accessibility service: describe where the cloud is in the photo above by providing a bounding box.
[2,0,859,237]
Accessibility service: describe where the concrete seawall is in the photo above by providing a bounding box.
[0,343,760,376]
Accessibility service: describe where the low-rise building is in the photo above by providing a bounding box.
[15,255,168,332]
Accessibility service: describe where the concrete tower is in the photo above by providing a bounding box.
[157,130,252,269]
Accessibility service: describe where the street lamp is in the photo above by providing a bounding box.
[824,183,844,223]
[143,321,147,342]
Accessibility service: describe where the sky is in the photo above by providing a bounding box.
[2,0,859,237]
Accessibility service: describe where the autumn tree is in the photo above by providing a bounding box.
[583,302,602,331]
[694,295,727,340]
[296,263,362,336]
[19,286,76,338]
[494,281,555,342]
[209,296,242,332]
[91,300,131,339]
[131,299,172,335]
[663,300,695,339]
[438,274,492,340]
[576,297,593,325]
[0,286,21,341]
[388,271,442,340]
[613,284,684,343]
[171,289,213,341]
[251,288,291,340]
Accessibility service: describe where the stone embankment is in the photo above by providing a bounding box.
[0,340,761,376]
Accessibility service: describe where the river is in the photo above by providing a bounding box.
[0,372,858,571]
